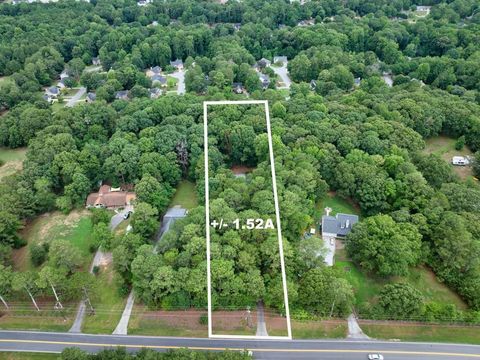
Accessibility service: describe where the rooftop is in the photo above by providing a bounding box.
[321,213,359,237]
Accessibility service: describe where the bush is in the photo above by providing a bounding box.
[378,283,424,320]
[199,313,208,325]
[455,136,465,150]
[30,242,49,267]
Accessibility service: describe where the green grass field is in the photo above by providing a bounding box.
[0,148,27,163]
[0,353,59,360]
[424,136,474,180]
[0,148,27,180]
[169,180,198,209]
[335,257,467,310]
[81,264,127,334]
[12,211,95,271]
[292,320,348,339]
[0,306,75,332]
[315,192,361,219]
[361,322,480,344]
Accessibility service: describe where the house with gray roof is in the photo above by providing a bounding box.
[151,74,167,86]
[170,59,184,70]
[259,73,270,90]
[115,90,129,100]
[321,212,359,239]
[273,56,288,65]
[149,88,162,99]
[46,86,60,97]
[85,92,96,103]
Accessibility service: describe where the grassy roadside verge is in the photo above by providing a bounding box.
[81,264,127,334]
[360,321,480,344]
[0,353,59,360]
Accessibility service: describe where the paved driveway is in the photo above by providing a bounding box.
[271,64,291,89]
[170,70,185,95]
[110,206,133,230]
[65,87,86,107]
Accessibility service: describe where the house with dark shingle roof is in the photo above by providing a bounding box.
[46,86,60,97]
[86,92,96,103]
[149,88,162,99]
[115,90,129,100]
[321,213,359,239]
[151,74,167,86]
[170,59,184,70]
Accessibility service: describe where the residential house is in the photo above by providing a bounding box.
[320,209,359,266]
[86,185,136,210]
[310,80,317,90]
[233,23,241,31]
[149,88,162,99]
[151,74,167,87]
[92,57,101,66]
[60,70,69,79]
[170,59,184,70]
[354,77,361,87]
[259,73,270,90]
[57,78,68,89]
[255,58,271,69]
[232,82,245,94]
[85,92,96,103]
[115,90,129,100]
[452,156,470,166]
[45,86,60,98]
[321,211,359,239]
[273,56,288,65]
[297,19,315,26]
[137,0,152,6]
[146,66,162,77]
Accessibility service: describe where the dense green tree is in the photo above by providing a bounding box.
[378,283,424,320]
[346,215,422,277]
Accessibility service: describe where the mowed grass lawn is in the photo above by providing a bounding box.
[424,135,474,180]
[169,180,198,209]
[81,263,127,334]
[315,192,361,219]
[0,147,27,180]
[12,210,95,271]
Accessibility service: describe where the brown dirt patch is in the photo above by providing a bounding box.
[231,165,255,175]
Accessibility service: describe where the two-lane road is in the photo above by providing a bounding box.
[1,331,479,359]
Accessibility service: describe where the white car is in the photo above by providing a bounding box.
[368,355,384,360]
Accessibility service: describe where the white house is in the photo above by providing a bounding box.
[452,156,470,166]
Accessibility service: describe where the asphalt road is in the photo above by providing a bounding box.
[1,331,479,359]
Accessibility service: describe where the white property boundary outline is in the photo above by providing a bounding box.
[203,100,292,340]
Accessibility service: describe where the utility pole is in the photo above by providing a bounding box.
[83,287,95,315]
[25,286,40,312]
[0,295,8,309]
[50,281,63,310]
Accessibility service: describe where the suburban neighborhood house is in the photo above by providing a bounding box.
[86,184,136,209]
[321,208,359,266]
[170,59,184,70]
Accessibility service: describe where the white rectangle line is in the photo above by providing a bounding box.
[204,100,292,340]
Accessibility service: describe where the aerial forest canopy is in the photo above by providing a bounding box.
[0,0,479,321]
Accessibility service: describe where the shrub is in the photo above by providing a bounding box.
[30,242,49,267]
[199,313,208,325]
